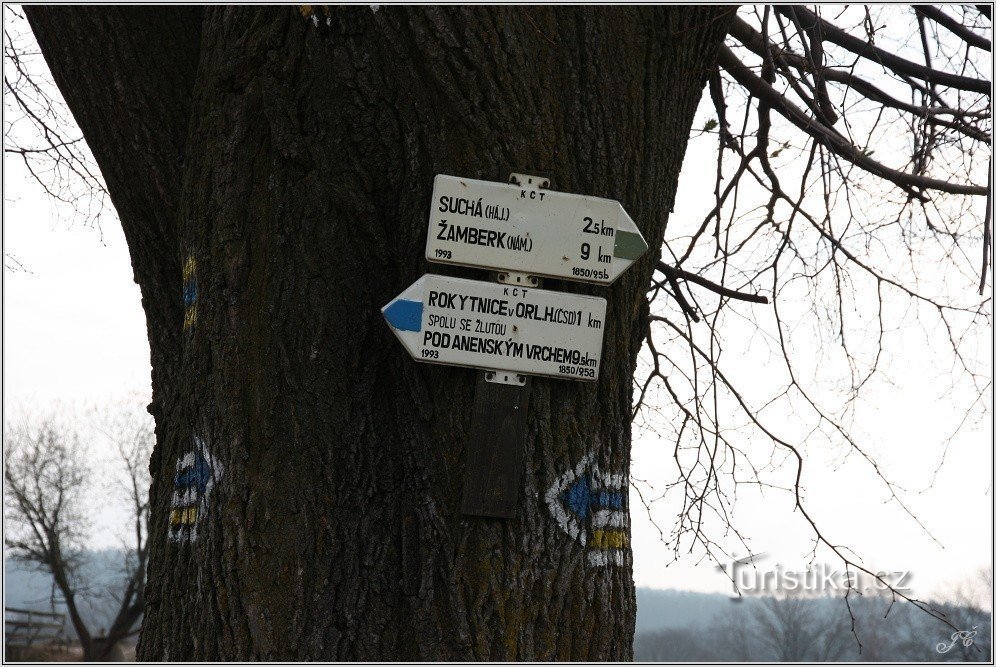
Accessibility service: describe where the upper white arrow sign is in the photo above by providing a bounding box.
[425,174,649,285]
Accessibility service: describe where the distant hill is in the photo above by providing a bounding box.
[635,587,743,633]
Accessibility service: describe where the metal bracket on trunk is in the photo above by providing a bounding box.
[484,172,550,381]
[460,172,553,517]
[497,173,551,288]
[496,271,539,287]
[483,369,527,386]
[508,172,551,189]
[461,373,532,519]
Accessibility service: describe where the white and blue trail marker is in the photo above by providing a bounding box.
[426,174,649,285]
[382,274,608,381]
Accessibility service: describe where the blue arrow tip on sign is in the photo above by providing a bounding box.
[383,299,423,332]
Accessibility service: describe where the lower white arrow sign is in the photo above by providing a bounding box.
[382,274,607,381]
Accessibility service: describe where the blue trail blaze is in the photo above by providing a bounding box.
[175,452,211,493]
[593,490,624,510]
[183,281,197,306]
[383,299,423,332]
[563,475,592,522]
[563,476,625,521]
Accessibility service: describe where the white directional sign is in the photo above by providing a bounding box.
[426,174,649,285]
[382,274,607,381]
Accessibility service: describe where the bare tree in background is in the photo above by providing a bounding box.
[709,594,898,661]
[633,626,717,661]
[750,595,848,661]
[4,409,152,661]
[92,401,153,655]
[713,603,757,661]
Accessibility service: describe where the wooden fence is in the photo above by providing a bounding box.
[4,607,69,660]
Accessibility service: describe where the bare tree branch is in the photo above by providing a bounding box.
[657,261,770,304]
[717,45,988,196]
[779,5,991,94]
[915,6,992,52]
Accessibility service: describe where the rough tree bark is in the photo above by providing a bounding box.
[25,6,732,660]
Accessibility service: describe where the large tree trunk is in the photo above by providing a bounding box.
[26,6,731,660]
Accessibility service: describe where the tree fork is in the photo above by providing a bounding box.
[25,6,733,660]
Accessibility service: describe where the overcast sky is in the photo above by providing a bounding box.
[3,6,992,607]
